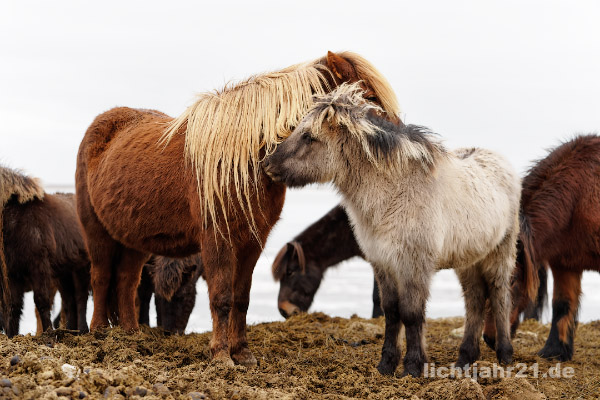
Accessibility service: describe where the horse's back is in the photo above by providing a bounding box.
[77,107,202,256]
[3,193,85,271]
[523,135,600,266]
[434,147,520,267]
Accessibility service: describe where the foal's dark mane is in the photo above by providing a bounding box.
[364,111,442,164]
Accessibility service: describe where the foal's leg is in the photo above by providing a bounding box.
[201,237,235,366]
[374,267,402,375]
[397,267,432,377]
[229,241,262,367]
[482,238,515,365]
[455,266,487,368]
[538,266,581,361]
[115,248,150,332]
[372,275,384,318]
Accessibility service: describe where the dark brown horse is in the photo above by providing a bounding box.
[0,167,90,337]
[138,254,203,334]
[76,51,400,366]
[272,205,382,319]
[484,134,600,361]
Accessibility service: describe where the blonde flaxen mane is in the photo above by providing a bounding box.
[161,52,400,239]
[0,166,44,208]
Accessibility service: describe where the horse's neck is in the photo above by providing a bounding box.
[336,161,434,226]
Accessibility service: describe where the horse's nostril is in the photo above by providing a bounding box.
[278,301,301,319]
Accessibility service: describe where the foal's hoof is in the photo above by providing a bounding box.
[232,348,257,367]
[212,351,235,368]
[496,343,514,365]
[482,333,496,350]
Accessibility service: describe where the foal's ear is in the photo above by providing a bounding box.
[272,243,292,281]
[326,51,359,82]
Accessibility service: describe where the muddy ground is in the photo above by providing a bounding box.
[0,313,599,399]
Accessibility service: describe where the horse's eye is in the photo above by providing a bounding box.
[366,96,378,102]
[302,132,314,144]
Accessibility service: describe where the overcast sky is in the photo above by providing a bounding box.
[1,0,599,184]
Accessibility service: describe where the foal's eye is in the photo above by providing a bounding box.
[302,132,315,144]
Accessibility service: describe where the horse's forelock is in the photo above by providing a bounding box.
[335,51,400,118]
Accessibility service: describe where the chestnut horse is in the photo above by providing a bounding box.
[76,51,399,366]
[272,205,383,318]
[484,134,600,361]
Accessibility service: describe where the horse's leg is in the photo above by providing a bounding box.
[56,274,78,331]
[201,237,235,365]
[482,237,515,365]
[5,284,24,337]
[77,184,119,331]
[482,300,496,350]
[397,267,431,377]
[538,266,581,361]
[137,267,153,327]
[31,267,54,333]
[371,274,383,318]
[228,241,263,367]
[73,269,90,333]
[455,266,487,368]
[115,248,149,332]
[374,266,403,375]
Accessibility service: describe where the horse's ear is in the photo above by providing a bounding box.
[272,243,292,281]
[289,241,306,273]
[326,51,358,82]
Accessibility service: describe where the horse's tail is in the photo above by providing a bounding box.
[0,207,11,318]
[523,262,548,320]
[519,215,541,303]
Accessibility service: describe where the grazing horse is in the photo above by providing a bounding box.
[0,167,90,337]
[76,51,399,366]
[272,205,383,318]
[484,135,600,361]
[264,83,520,377]
[138,254,203,334]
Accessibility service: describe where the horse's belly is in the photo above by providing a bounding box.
[87,120,202,256]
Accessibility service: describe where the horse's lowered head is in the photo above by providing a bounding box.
[263,83,441,189]
[271,241,325,318]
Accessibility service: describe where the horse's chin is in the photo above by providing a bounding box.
[265,170,314,188]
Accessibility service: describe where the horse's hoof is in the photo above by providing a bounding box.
[482,333,496,350]
[212,351,235,367]
[376,360,397,375]
[538,341,573,361]
[376,350,401,375]
[456,345,480,369]
[232,348,257,367]
[89,320,109,332]
[401,365,423,378]
[496,343,514,365]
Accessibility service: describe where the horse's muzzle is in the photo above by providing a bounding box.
[278,301,301,318]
